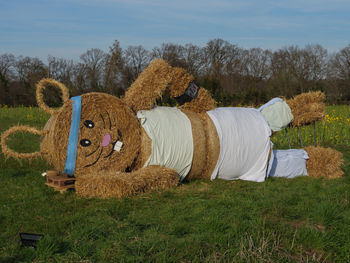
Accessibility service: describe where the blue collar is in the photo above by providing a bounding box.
[63,96,81,175]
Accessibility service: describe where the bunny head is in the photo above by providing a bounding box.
[2,79,142,177]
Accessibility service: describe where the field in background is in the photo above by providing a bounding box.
[272,105,350,148]
[0,105,349,262]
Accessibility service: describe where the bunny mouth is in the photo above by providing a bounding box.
[84,137,123,168]
[104,139,123,158]
[84,114,123,168]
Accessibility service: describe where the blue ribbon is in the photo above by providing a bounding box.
[63,96,81,176]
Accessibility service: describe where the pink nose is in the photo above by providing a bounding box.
[101,133,111,147]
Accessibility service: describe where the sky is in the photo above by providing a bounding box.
[0,0,349,62]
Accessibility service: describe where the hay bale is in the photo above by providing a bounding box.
[181,110,207,180]
[40,115,57,165]
[75,166,179,198]
[305,146,344,179]
[140,127,152,167]
[287,91,325,127]
[41,92,142,177]
[124,59,173,112]
[198,112,220,179]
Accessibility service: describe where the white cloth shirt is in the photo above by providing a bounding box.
[137,107,194,181]
[258,98,283,111]
[207,108,272,182]
[258,98,294,132]
[137,106,308,183]
[267,149,309,178]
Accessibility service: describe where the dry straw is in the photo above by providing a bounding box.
[1,126,45,160]
[124,59,173,112]
[36,78,69,115]
[182,88,216,113]
[287,91,325,127]
[168,67,195,97]
[140,128,152,168]
[54,93,142,177]
[198,112,220,179]
[168,65,216,113]
[124,59,215,113]
[75,166,179,198]
[305,146,344,179]
[181,109,207,180]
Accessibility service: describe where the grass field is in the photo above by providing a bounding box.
[0,105,349,262]
[272,105,350,148]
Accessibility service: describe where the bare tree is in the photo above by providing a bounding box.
[80,48,106,91]
[72,62,88,94]
[47,56,74,82]
[1,40,350,106]
[203,39,240,77]
[104,40,125,95]
[328,44,350,80]
[179,44,205,77]
[0,53,15,81]
[13,56,47,105]
[304,44,328,81]
[269,48,295,96]
[327,44,350,100]
[123,45,150,85]
[151,43,185,67]
[15,56,47,83]
[0,54,16,104]
[245,48,272,80]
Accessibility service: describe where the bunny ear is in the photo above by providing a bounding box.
[1,126,45,160]
[36,78,70,115]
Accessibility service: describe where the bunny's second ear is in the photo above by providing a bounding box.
[36,78,70,116]
[1,126,45,160]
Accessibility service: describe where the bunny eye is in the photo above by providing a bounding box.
[80,139,91,147]
[84,120,94,128]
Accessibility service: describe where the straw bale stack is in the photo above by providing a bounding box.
[287,91,325,127]
[305,146,344,179]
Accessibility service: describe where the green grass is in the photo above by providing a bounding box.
[0,106,350,262]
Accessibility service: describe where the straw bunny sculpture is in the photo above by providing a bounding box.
[1,59,344,198]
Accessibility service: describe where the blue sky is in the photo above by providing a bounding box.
[0,0,349,61]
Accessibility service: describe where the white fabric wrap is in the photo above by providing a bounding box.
[137,107,194,181]
[267,149,309,178]
[207,108,272,182]
[258,98,294,132]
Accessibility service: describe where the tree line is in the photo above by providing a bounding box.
[0,39,349,107]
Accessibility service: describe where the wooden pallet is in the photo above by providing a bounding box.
[45,171,76,193]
